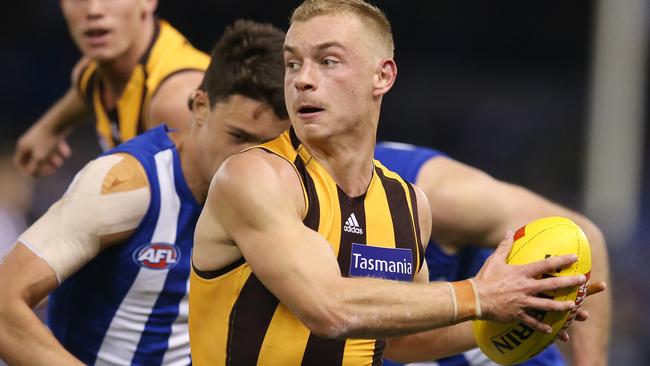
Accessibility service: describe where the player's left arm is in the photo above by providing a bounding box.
[418,156,610,365]
[0,153,150,365]
[385,185,480,362]
[147,70,204,131]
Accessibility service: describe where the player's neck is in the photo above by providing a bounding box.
[170,126,210,204]
[96,17,156,100]
[305,130,376,198]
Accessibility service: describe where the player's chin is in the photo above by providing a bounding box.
[79,44,118,62]
[86,51,115,62]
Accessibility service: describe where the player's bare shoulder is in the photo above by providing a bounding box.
[18,153,151,282]
[193,148,305,271]
[213,148,305,214]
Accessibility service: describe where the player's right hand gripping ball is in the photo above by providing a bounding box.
[473,216,591,365]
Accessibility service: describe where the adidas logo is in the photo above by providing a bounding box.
[343,213,363,234]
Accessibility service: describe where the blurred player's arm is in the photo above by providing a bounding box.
[14,58,90,177]
[385,185,478,362]
[147,70,204,131]
[417,156,610,365]
[0,153,150,365]
[192,150,583,340]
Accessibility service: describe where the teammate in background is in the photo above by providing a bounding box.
[189,1,598,365]
[0,21,288,365]
[375,142,610,366]
[14,0,209,177]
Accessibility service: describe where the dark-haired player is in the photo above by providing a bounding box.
[0,20,289,366]
[15,0,208,176]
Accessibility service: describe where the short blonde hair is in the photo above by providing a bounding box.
[290,0,394,57]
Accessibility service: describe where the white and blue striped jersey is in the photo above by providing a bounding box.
[47,126,201,366]
[375,142,565,366]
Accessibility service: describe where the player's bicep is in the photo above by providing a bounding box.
[419,157,512,248]
[213,153,317,271]
[18,153,150,283]
[0,243,59,307]
[210,153,343,313]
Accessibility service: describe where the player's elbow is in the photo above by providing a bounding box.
[304,318,347,339]
[301,303,352,339]
[299,290,358,339]
[583,219,606,248]
[0,295,22,335]
[383,338,412,363]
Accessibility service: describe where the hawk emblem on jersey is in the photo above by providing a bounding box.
[133,243,180,270]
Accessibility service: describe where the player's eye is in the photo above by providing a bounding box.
[286,61,301,71]
[322,58,340,67]
[228,132,247,142]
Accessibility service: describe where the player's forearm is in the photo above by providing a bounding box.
[384,321,475,363]
[34,88,87,134]
[568,220,610,365]
[0,300,84,366]
[316,277,459,339]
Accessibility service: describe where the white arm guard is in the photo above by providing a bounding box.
[19,154,151,283]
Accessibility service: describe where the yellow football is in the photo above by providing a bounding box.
[472,216,591,365]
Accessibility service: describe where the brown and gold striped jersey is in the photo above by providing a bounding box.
[189,129,424,366]
[77,19,209,150]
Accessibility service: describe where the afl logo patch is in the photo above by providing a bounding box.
[133,243,180,270]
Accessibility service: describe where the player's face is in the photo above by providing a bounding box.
[198,94,289,177]
[284,14,379,141]
[60,0,155,62]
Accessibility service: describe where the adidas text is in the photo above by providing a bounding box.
[344,225,363,234]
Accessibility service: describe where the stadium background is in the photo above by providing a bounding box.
[0,1,647,364]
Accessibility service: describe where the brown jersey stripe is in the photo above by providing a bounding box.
[106,107,121,146]
[85,71,98,114]
[301,187,362,365]
[139,18,161,66]
[295,155,320,231]
[375,167,416,252]
[406,183,424,272]
[300,336,346,366]
[226,274,279,366]
[372,339,386,365]
[336,187,366,277]
[137,64,148,136]
[289,127,301,150]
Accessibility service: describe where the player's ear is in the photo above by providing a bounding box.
[190,90,210,126]
[372,58,397,97]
